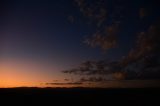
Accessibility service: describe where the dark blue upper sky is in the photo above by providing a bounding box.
[1,0,159,60]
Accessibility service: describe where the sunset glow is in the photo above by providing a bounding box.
[0,58,63,88]
[0,0,159,88]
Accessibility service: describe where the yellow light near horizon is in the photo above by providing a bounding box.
[0,78,36,88]
[0,67,41,88]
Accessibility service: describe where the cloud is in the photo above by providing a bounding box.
[112,72,126,80]
[62,60,122,77]
[64,78,70,81]
[46,82,83,85]
[122,20,160,66]
[74,0,107,27]
[84,23,119,51]
[120,20,160,79]
[139,8,147,19]
[80,77,106,82]
[53,80,59,82]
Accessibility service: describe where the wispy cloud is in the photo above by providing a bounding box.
[46,82,83,85]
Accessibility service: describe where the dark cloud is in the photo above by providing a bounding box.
[64,78,70,81]
[122,20,160,66]
[62,60,122,77]
[46,82,83,85]
[121,20,160,79]
[112,72,126,80]
[139,8,147,19]
[80,77,106,82]
[53,80,59,82]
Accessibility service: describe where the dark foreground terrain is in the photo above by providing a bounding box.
[0,88,160,106]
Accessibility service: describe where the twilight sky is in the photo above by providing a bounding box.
[0,0,160,87]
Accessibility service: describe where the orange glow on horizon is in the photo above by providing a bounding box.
[0,58,65,88]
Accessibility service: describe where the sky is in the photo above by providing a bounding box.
[0,0,160,88]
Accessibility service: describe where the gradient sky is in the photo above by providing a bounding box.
[0,0,159,87]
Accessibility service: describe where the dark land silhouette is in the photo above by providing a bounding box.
[0,87,159,106]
